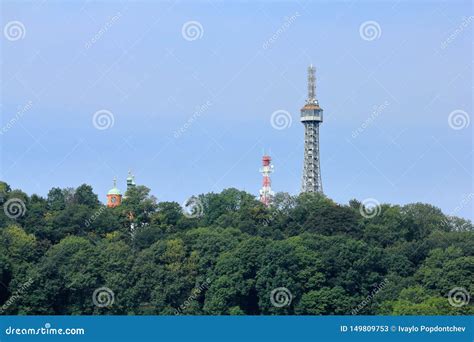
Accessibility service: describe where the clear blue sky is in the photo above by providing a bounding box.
[1,0,472,220]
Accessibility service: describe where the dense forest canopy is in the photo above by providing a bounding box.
[0,180,472,315]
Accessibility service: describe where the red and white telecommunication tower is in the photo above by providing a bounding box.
[259,155,274,206]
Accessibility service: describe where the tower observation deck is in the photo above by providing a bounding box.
[300,65,323,193]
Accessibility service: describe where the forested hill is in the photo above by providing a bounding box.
[0,181,472,315]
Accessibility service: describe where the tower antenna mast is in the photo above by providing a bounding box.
[259,154,274,206]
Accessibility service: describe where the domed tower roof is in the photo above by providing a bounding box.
[126,170,136,188]
[107,178,121,195]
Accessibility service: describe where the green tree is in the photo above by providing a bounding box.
[18,236,102,314]
[74,184,100,207]
[0,184,471,316]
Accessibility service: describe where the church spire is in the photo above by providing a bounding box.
[127,170,136,189]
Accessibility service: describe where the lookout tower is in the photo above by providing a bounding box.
[301,65,323,193]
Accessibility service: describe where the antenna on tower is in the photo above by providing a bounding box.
[307,65,316,104]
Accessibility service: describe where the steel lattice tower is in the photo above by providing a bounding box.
[259,155,274,206]
[301,65,323,193]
